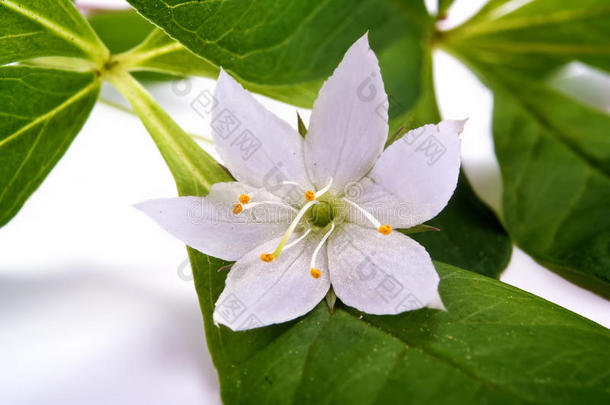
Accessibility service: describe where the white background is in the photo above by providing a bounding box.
[1,0,609,404]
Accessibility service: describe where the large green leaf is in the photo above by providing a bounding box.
[190,253,610,404]
[445,0,610,76]
[87,9,157,54]
[443,0,610,294]
[127,0,432,111]
[0,0,108,65]
[490,70,610,294]
[0,66,100,226]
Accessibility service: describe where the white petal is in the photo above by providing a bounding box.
[212,69,311,201]
[426,290,446,311]
[328,224,441,315]
[349,120,464,228]
[305,33,388,193]
[213,233,330,331]
[134,182,294,261]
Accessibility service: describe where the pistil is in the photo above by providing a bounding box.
[261,178,333,261]
[269,200,319,260]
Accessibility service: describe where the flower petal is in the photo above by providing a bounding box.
[328,223,442,314]
[134,182,294,261]
[212,69,311,201]
[348,120,465,228]
[213,233,330,331]
[304,33,388,193]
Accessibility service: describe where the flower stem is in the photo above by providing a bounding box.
[104,68,229,196]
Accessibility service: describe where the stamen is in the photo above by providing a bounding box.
[238,194,250,204]
[343,198,392,235]
[304,178,333,202]
[265,178,334,261]
[272,200,319,259]
[260,253,274,262]
[309,222,335,279]
[260,229,311,263]
[378,225,392,235]
[305,190,315,201]
[378,224,392,235]
[232,203,243,215]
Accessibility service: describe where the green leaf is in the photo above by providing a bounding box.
[0,66,100,227]
[87,9,157,54]
[0,0,108,65]
[127,0,433,110]
[490,71,610,295]
[190,253,610,404]
[444,0,610,76]
[443,0,610,294]
[409,174,512,278]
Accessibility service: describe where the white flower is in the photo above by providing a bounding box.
[136,34,465,331]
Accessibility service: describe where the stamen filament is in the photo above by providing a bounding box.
[343,197,392,235]
[242,201,298,213]
[281,181,306,190]
[343,198,380,227]
[316,178,333,198]
[283,228,312,251]
[272,200,319,259]
[309,222,335,278]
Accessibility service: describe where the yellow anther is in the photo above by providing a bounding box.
[310,268,322,279]
[232,203,243,215]
[378,224,392,235]
[260,253,274,262]
[304,190,315,201]
[238,194,250,204]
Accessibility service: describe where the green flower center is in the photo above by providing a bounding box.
[307,200,334,228]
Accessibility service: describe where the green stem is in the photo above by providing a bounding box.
[114,40,184,71]
[105,68,229,196]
